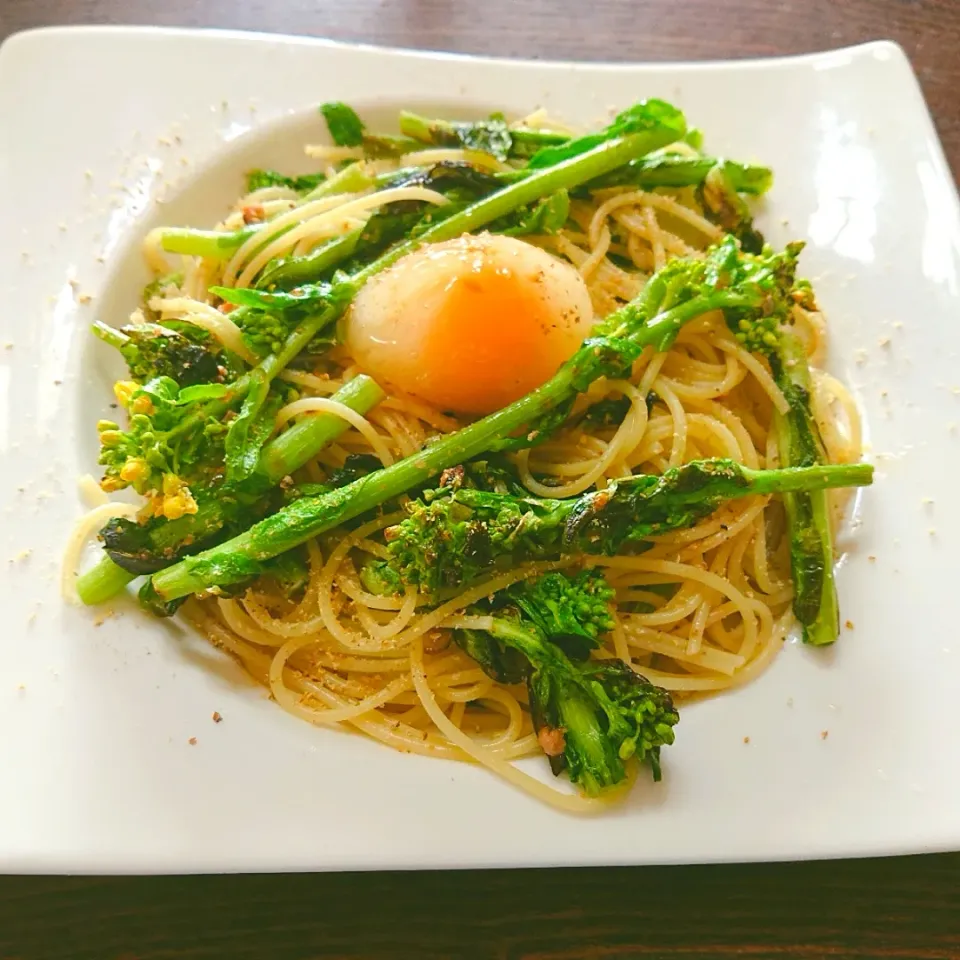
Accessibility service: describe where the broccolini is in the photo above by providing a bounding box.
[383,459,874,593]
[453,569,679,794]
[730,262,847,645]
[92,321,224,387]
[82,119,689,608]
[149,236,815,603]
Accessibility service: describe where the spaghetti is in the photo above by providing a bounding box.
[70,104,864,810]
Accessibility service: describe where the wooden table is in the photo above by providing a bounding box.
[2,2,959,957]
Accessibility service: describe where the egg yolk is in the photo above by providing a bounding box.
[345,233,595,415]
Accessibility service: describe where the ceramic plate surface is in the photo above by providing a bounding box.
[0,27,958,872]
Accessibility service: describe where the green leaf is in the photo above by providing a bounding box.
[246,169,327,193]
[454,628,529,684]
[141,272,183,311]
[488,395,575,452]
[398,111,513,160]
[176,383,230,404]
[320,102,365,147]
[212,282,336,311]
[501,189,570,236]
[383,160,502,200]
[224,375,272,485]
[448,114,512,160]
[581,396,632,427]
[136,376,181,406]
[109,322,222,387]
[527,99,686,169]
[138,581,187,618]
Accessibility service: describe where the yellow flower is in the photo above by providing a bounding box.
[162,473,182,495]
[119,458,150,484]
[130,395,155,416]
[113,380,138,408]
[159,474,198,520]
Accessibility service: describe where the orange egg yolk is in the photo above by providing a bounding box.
[346,234,595,416]
[417,263,575,414]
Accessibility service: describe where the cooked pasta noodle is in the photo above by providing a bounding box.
[70,104,864,811]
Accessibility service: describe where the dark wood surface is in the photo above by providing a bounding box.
[3,2,960,958]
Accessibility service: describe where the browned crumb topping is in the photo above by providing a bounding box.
[242,204,265,224]
[537,726,566,757]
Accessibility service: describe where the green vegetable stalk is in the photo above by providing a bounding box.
[85,128,677,606]
[149,237,800,603]
[585,155,773,195]
[75,375,385,605]
[453,569,679,794]
[158,225,261,259]
[382,459,875,593]
[153,165,377,260]
[770,331,840,645]
[731,269,851,646]
[91,321,223,387]
[187,125,687,451]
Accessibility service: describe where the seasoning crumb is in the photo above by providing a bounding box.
[868,555,876,562]
[929,528,936,536]
[787,697,794,707]
[844,619,854,630]
[4,342,13,349]
[212,711,223,723]
[743,736,750,744]
[17,684,25,691]
[878,337,891,348]
[188,737,197,745]
[821,730,829,740]
[78,293,93,305]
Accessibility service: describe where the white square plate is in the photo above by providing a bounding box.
[1,26,958,873]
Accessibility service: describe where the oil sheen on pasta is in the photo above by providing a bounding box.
[89,110,862,812]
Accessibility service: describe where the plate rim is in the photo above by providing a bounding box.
[1,25,959,873]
